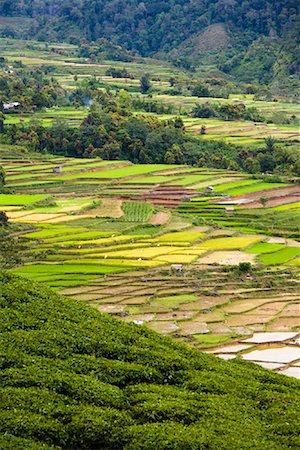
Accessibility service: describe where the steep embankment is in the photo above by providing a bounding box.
[0,272,299,449]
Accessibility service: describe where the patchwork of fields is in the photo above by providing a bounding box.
[1,37,299,145]
[1,151,299,376]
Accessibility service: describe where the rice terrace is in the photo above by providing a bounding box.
[1,150,300,379]
[0,1,299,448]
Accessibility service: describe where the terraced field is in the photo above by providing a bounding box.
[1,151,299,376]
[1,37,299,146]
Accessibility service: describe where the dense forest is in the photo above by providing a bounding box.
[0,0,299,82]
[0,272,299,449]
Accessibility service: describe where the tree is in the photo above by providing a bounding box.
[140,74,151,94]
[0,211,8,225]
[238,262,252,273]
[0,165,5,190]
[164,149,176,164]
[192,83,210,97]
[259,196,268,208]
[0,236,25,269]
[0,111,5,133]
[265,136,277,152]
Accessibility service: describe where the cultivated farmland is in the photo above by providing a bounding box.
[1,148,299,377]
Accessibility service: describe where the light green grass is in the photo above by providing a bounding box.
[258,247,300,265]
[271,202,300,211]
[245,243,286,254]
[13,263,128,276]
[0,194,47,206]
[24,226,87,238]
[213,179,261,193]
[41,231,115,242]
[222,183,290,196]
[57,164,181,180]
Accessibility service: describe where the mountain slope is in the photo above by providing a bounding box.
[0,0,298,56]
[0,272,299,449]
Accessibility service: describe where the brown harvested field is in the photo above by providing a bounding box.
[73,293,112,301]
[154,287,198,296]
[248,302,288,315]
[180,297,230,310]
[155,311,195,321]
[91,297,125,305]
[89,285,143,295]
[247,194,300,209]
[223,298,287,314]
[279,303,300,316]
[96,304,125,313]
[83,198,124,218]
[150,211,171,225]
[57,265,299,350]
[178,321,209,335]
[60,286,100,295]
[226,315,273,326]
[147,321,179,334]
[137,185,199,208]
[192,311,224,323]
[267,317,300,331]
[218,185,300,209]
[198,251,256,265]
[208,229,237,237]
[120,296,150,305]
[268,237,300,247]
[46,214,92,223]
[209,323,234,334]
[124,314,156,322]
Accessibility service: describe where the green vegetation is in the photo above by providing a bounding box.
[1,273,299,450]
[258,247,300,265]
[0,194,47,206]
[1,0,298,88]
[122,201,153,222]
[246,243,286,254]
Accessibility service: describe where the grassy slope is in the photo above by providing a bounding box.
[0,273,299,450]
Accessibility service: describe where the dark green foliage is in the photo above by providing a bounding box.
[0,236,27,268]
[0,1,298,85]
[238,262,252,273]
[0,210,8,225]
[0,165,5,189]
[191,102,264,121]
[0,69,65,110]
[191,83,210,97]
[140,74,152,94]
[0,272,299,449]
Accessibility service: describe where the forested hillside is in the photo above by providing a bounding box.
[1,272,299,449]
[0,0,299,81]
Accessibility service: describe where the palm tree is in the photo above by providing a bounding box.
[264,136,277,152]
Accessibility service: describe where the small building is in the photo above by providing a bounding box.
[3,101,20,111]
[171,264,183,272]
[205,186,214,194]
[53,165,63,173]
[225,207,235,214]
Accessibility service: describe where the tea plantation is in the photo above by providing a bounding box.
[0,273,299,450]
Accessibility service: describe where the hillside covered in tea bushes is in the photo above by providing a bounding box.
[0,272,299,449]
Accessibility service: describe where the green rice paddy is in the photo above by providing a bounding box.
[1,151,299,292]
[258,247,300,265]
